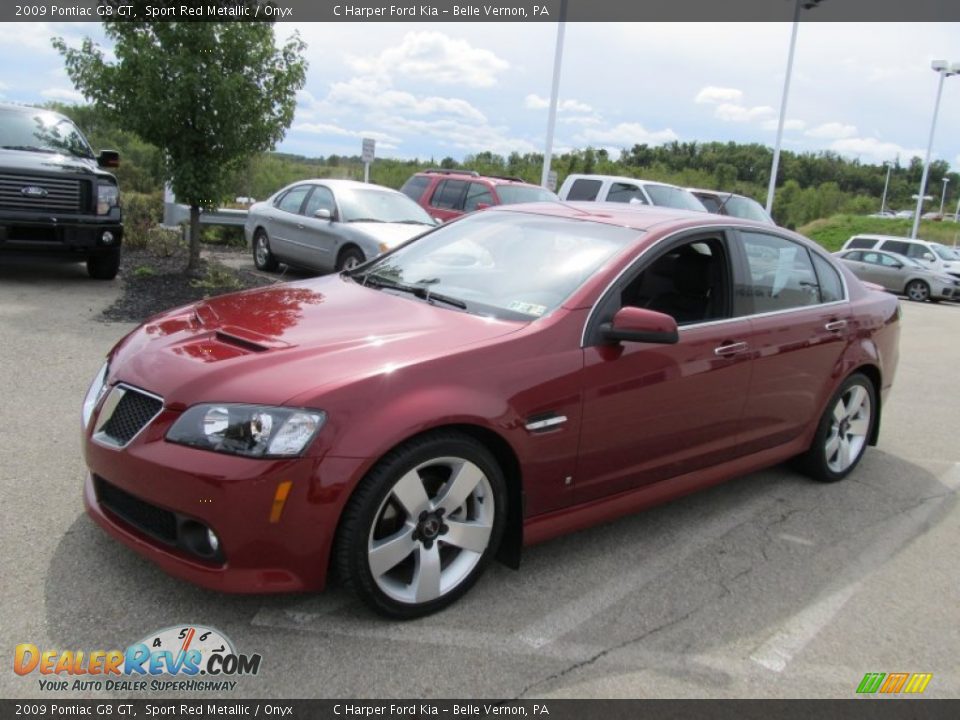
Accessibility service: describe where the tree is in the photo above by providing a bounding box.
[53,6,307,271]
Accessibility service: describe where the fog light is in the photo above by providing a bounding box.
[206,528,220,553]
[101,231,115,245]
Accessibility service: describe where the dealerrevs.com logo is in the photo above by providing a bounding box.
[14,625,262,692]
[856,672,933,695]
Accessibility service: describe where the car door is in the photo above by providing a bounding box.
[855,251,891,287]
[426,179,468,222]
[268,185,313,263]
[576,230,754,504]
[297,184,341,271]
[734,230,851,455]
[867,252,908,292]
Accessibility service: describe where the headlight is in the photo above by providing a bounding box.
[97,181,119,215]
[166,404,326,458]
[82,362,109,429]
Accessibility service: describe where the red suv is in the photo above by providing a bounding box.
[400,169,557,222]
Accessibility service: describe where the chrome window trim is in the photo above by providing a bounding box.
[92,383,165,450]
[580,224,850,347]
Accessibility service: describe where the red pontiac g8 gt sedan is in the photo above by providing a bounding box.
[81,203,900,618]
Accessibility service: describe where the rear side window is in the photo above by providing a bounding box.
[842,251,864,261]
[566,179,601,201]
[696,194,722,213]
[810,253,844,302]
[846,237,876,250]
[878,240,909,255]
[400,175,430,201]
[277,186,310,214]
[429,180,467,210]
[607,182,646,204]
[740,232,821,314]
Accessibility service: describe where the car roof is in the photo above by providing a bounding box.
[296,179,402,192]
[687,187,748,199]
[563,173,673,188]
[850,234,930,243]
[414,169,538,187]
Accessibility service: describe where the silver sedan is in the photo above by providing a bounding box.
[244,179,436,274]
[834,249,959,302]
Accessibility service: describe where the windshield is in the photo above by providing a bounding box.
[495,185,558,205]
[337,188,434,224]
[930,243,957,261]
[354,211,639,320]
[724,195,773,223]
[0,107,94,159]
[644,184,707,212]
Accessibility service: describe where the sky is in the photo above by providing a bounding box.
[1,21,958,175]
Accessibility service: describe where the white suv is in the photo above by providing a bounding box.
[558,174,707,212]
[840,235,960,279]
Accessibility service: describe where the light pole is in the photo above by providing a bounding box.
[880,161,892,213]
[540,0,568,191]
[939,177,950,216]
[765,0,827,215]
[911,60,959,239]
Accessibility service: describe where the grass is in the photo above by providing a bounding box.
[798,214,960,252]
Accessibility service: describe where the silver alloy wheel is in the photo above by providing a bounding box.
[824,384,872,473]
[254,233,269,267]
[367,457,494,604]
[906,280,929,302]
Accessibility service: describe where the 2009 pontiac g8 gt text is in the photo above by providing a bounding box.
[81,203,899,618]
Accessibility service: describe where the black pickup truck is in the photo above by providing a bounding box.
[0,103,122,279]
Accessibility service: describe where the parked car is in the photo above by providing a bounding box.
[82,203,899,618]
[244,179,435,273]
[840,234,960,279]
[867,210,898,219]
[894,210,914,219]
[0,103,122,279]
[687,188,773,224]
[400,169,557,223]
[558,173,707,212]
[835,248,959,302]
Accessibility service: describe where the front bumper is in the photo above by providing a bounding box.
[0,211,122,256]
[83,418,368,593]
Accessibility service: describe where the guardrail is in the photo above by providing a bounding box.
[162,202,249,228]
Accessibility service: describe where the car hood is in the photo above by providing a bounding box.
[0,147,108,178]
[348,221,432,248]
[108,275,524,409]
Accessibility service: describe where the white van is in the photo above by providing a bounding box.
[840,234,960,279]
[558,174,707,212]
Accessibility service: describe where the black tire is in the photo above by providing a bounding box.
[905,279,930,302]
[86,247,121,280]
[252,229,279,272]
[799,372,876,483]
[335,431,507,619]
[336,246,365,272]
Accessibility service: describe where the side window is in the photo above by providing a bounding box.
[464,182,494,212]
[861,252,881,265]
[619,237,730,326]
[878,253,901,267]
[429,180,467,210]
[400,176,430,201]
[303,186,336,218]
[740,232,821,313]
[566,178,601,201]
[810,253,844,302]
[276,186,311,214]
[844,251,864,262]
[697,195,722,213]
[846,237,875,250]
[904,243,932,261]
[879,240,909,255]
[607,182,645,204]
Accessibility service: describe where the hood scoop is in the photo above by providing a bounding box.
[214,326,292,352]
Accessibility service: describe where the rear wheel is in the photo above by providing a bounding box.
[252,229,278,272]
[336,246,365,272]
[800,372,876,482]
[335,432,507,618]
[905,279,930,302]
[87,247,120,280]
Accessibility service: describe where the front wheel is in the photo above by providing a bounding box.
[336,246,365,272]
[335,432,507,618]
[799,373,876,482]
[252,229,279,272]
[905,279,930,302]
[87,247,120,280]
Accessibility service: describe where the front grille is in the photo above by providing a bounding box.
[95,476,177,545]
[0,173,84,213]
[98,387,163,446]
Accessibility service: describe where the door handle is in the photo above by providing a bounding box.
[714,341,748,357]
[825,320,847,332]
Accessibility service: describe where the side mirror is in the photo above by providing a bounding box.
[474,202,491,210]
[314,208,333,220]
[922,253,934,261]
[97,150,120,168]
[600,306,679,345]
[432,216,445,224]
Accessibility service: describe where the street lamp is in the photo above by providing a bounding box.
[880,161,893,213]
[540,0,568,191]
[939,177,950,216]
[765,0,827,215]
[911,60,960,238]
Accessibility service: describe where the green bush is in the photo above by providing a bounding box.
[123,191,164,247]
[142,226,184,257]
[200,225,246,247]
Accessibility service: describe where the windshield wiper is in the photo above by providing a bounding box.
[358,274,467,309]
[394,219,434,225]
[346,217,386,223]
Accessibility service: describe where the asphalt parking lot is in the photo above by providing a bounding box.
[1,255,958,700]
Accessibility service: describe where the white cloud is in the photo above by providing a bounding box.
[760,118,806,131]
[713,103,775,123]
[324,77,487,123]
[806,122,858,140]
[524,94,593,113]
[386,116,537,156]
[561,115,604,126]
[829,137,925,164]
[694,86,744,104]
[348,31,509,88]
[575,122,679,148]
[40,87,84,103]
[293,123,400,146]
